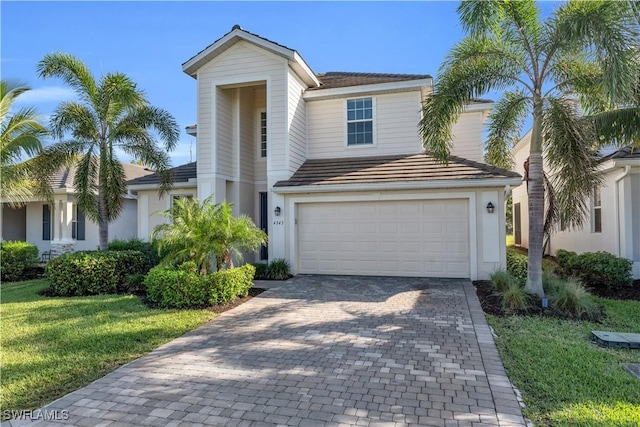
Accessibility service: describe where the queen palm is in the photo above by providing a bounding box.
[37,52,179,250]
[0,81,49,207]
[420,0,639,297]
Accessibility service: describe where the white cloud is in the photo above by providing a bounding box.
[14,86,76,104]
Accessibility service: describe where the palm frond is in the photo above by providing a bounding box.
[421,37,524,162]
[485,89,531,169]
[589,106,640,147]
[100,155,126,222]
[37,52,98,105]
[543,97,601,230]
[49,102,99,141]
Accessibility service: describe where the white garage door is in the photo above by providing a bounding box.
[297,199,470,278]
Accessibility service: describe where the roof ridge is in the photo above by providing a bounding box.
[317,71,432,78]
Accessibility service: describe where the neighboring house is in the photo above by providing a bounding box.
[129,25,522,280]
[511,130,640,279]
[0,162,153,257]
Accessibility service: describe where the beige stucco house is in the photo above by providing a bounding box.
[511,130,640,279]
[1,163,152,257]
[129,26,522,280]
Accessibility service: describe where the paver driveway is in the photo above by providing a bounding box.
[8,276,527,427]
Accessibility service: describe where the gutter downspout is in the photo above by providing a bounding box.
[614,165,632,257]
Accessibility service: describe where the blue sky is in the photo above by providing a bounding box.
[2,1,559,166]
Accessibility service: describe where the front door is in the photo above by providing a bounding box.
[259,192,268,260]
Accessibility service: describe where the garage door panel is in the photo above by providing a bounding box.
[298,199,470,278]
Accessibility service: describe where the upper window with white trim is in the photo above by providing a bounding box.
[347,97,373,145]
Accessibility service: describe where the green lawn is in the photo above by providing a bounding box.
[488,298,640,426]
[0,279,215,415]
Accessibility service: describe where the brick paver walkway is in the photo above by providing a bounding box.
[6,276,527,427]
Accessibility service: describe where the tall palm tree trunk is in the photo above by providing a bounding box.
[98,179,109,251]
[525,101,545,297]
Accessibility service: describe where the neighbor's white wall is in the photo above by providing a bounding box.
[26,202,51,254]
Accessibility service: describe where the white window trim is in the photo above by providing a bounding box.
[171,194,194,209]
[344,96,377,148]
[591,187,602,233]
[256,108,267,161]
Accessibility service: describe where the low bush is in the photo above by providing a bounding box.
[542,272,564,296]
[0,241,39,282]
[208,264,256,304]
[550,278,599,320]
[506,247,528,283]
[267,258,290,280]
[46,250,149,296]
[253,262,269,280]
[501,281,530,313]
[109,238,160,268]
[490,270,517,293]
[145,263,256,308]
[145,263,208,308]
[556,249,633,288]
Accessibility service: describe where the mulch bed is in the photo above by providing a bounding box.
[473,279,640,320]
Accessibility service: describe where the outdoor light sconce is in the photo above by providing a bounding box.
[486,202,495,214]
[274,206,281,216]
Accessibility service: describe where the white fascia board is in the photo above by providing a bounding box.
[599,158,640,172]
[303,79,433,100]
[273,177,523,194]
[127,182,198,192]
[291,52,320,87]
[182,29,294,77]
[463,103,493,112]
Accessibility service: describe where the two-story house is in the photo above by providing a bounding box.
[128,26,522,280]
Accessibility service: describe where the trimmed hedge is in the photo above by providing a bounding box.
[46,250,150,296]
[108,238,160,268]
[506,247,528,283]
[0,241,39,282]
[556,250,633,288]
[145,264,256,308]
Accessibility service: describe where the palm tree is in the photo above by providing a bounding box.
[0,81,49,207]
[152,196,267,274]
[420,0,639,297]
[37,52,179,250]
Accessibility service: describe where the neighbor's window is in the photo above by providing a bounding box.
[42,204,51,241]
[259,110,267,158]
[592,187,602,233]
[347,97,373,145]
[72,205,85,241]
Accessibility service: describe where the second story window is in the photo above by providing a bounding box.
[347,97,373,145]
[259,110,267,158]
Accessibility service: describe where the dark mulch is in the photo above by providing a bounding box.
[473,280,606,321]
[587,280,640,302]
[208,287,266,313]
[1,267,46,283]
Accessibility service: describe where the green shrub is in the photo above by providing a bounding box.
[268,258,291,280]
[109,238,160,268]
[506,247,528,283]
[490,270,517,293]
[501,281,531,313]
[253,262,269,280]
[145,263,256,308]
[208,264,256,304]
[556,249,633,288]
[120,273,147,294]
[46,250,149,296]
[550,278,599,320]
[542,272,564,296]
[144,264,208,308]
[0,241,40,282]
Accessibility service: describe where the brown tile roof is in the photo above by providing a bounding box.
[127,162,197,186]
[311,72,432,91]
[50,162,153,189]
[274,154,521,188]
